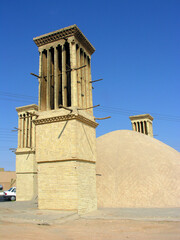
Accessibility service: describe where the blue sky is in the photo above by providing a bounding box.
[0,0,180,171]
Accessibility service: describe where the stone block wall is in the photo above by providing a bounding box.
[16,151,37,201]
[77,161,97,214]
[16,172,37,201]
[35,119,77,162]
[76,121,96,161]
[38,161,78,210]
[38,160,97,214]
[35,109,97,213]
[35,109,97,163]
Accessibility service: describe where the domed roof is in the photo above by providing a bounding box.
[96,130,180,207]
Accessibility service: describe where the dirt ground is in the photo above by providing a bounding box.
[0,200,180,239]
[1,219,180,240]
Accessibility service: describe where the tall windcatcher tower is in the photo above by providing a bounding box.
[32,25,98,214]
[34,24,94,111]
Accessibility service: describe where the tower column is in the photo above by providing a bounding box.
[135,122,137,131]
[77,45,82,107]
[62,43,67,106]
[54,46,59,109]
[147,120,153,137]
[83,52,87,108]
[18,114,21,148]
[25,114,28,147]
[38,51,43,110]
[146,121,149,135]
[139,121,142,133]
[137,122,140,132]
[31,115,36,148]
[46,49,51,110]
[86,55,90,108]
[81,49,85,107]
[21,115,25,147]
[143,121,145,134]
[88,57,93,113]
[70,39,78,107]
[144,121,148,135]
[28,116,32,148]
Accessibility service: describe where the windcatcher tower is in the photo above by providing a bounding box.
[33,25,98,214]
[16,104,38,201]
[129,114,153,137]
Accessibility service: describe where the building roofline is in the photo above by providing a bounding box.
[33,24,95,55]
[16,104,38,113]
[129,114,154,121]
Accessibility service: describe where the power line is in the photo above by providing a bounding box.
[0,91,179,122]
[0,98,37,103]
[94,106,180,122]
[99,106,180,119]
[0,91,38,104]
[0,128,12,130]
[0,91,38,100]
[0,135,17,137]
[0,131,12,133]
[0,138,17,140]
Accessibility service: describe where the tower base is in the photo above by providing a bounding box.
[34,109,98,214]
[38,160,97,214]
[16,150,37,201]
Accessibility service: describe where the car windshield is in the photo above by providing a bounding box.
[8,188,13,191]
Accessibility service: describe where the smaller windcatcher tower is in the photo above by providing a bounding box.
[129,114,153,137]
[16,104,38,201]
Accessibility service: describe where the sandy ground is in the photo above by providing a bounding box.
[0,199,180,239]
[1,219,180,240]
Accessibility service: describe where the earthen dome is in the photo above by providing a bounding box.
[96,130,180,208]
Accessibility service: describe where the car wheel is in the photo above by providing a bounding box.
[10,196,16,201]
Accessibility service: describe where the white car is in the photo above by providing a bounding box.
[3,187,16,201]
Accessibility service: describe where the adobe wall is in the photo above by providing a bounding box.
[16,151,37,201]
[35,109,97,213]
[0,171,16,191]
